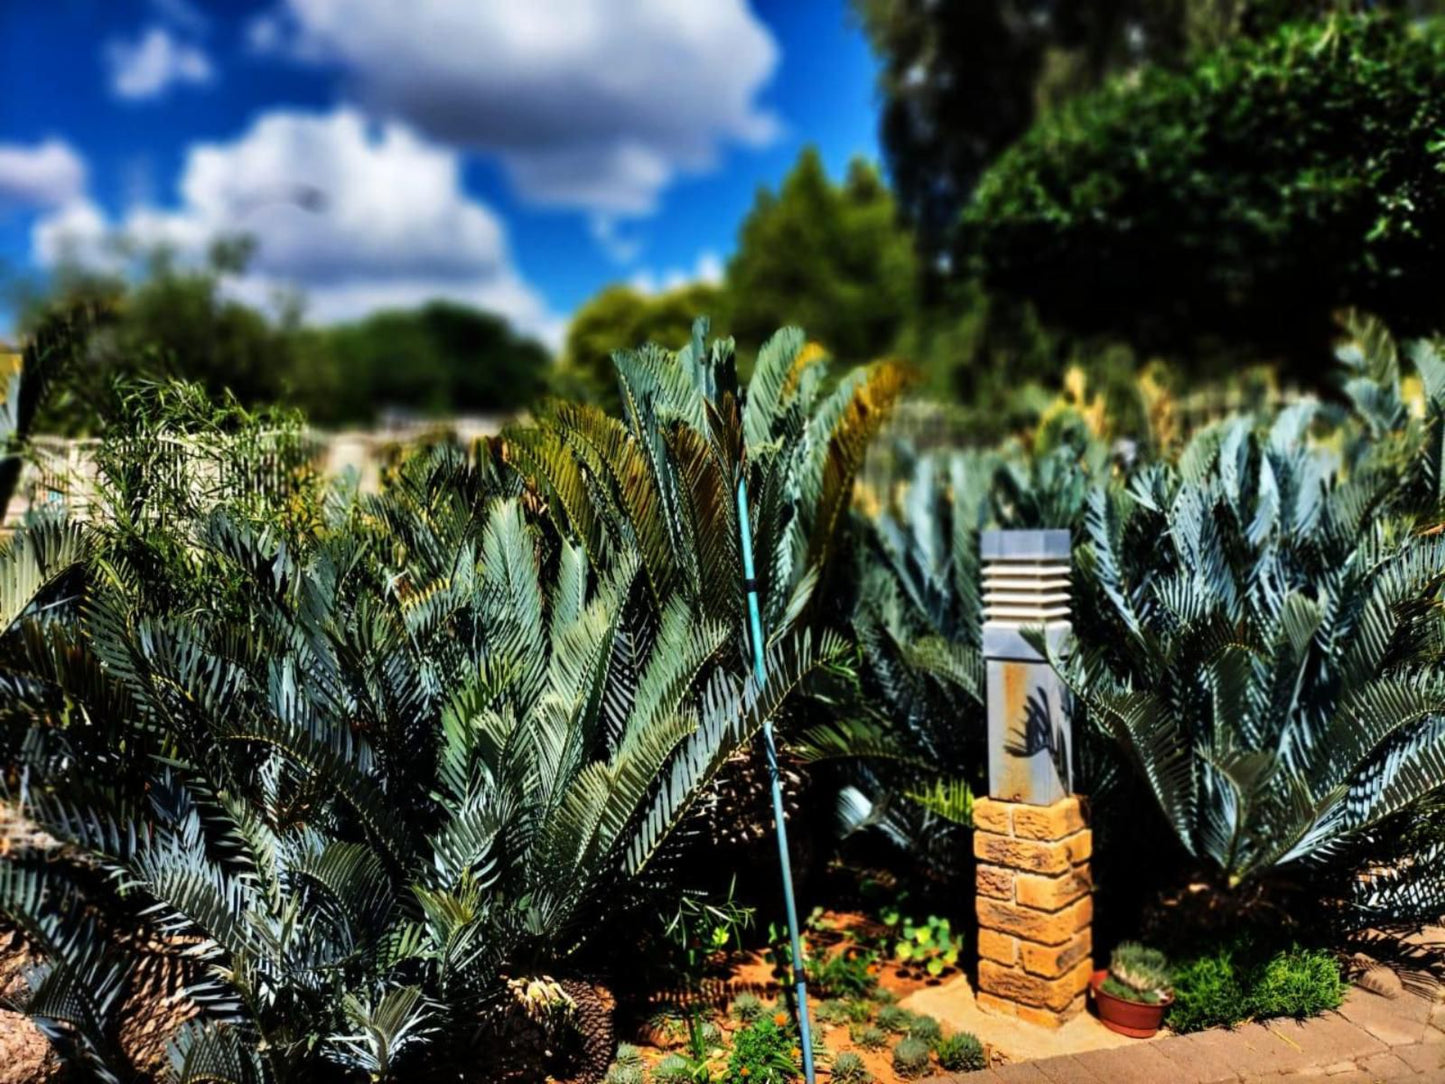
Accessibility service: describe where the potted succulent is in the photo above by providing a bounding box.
[1091,942,1174,1037]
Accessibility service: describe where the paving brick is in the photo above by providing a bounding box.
[1269,1014,1388,1063]
[1392,1042,1445,1074]
[1031,1054,1110,1082]
[989,1063,1054,1083]
[1011,797,1087,841]
[1152,1032,1245,1082]
[1229,1021,1323,1075]
[1356,1051,1419,1079]
[1339,991,1434,1047]
[1071,1042,1188,1083]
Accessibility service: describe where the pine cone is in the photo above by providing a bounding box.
[696,744,808,850]
[557,978,615,1084]
[0,1010,60,1084]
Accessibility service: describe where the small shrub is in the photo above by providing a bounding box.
[850,1023,888,1050]
[935,1032,985,1072]
[831,1051,872,1084]
[730,993,764,1023]
[651,1053,693,1084]
[875,1005,912,1034]
[843,999,873,1023]
[872,988,898,1006]
[810,948,880,998]
[1168,949,1249,1033]
[698,1019,724,1048]
[1250,947,1345,1019]
[904,1012,942,1047]
[728,1016,800,1084]
[815,999,851,1026]
[892,1036,933,1079]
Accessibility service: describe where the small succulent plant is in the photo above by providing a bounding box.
[843,999,873,1023]
[604,1064,645,1084]
[875,1005,912,1034]
[892,1036,933,1079]
[831,1051,873,1084]
[613,1043,644,1069]
[935,1031,986,1072]
[905,1012,941,1047]
[1106,942,1173,1004]
[815,999,851,1026]
[730,992,765,1023]
[850,1023,888,1050]
[651,1053,693,1084]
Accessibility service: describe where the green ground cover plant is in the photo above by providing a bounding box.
[1169,941,1346,1033]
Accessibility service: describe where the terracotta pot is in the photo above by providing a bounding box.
[1089,970,1172,1038]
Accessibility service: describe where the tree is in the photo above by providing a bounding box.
[553,282,725,414]
[298,300,551,424]
[961,14,1445,373]
[726,149,917,365]
[853,0,1439,262]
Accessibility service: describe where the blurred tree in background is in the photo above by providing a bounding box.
[852,0,1443,265]
[550,281,725,414]
[726,149,916,365]
[22,242,550,432]
[962,13,1445,377]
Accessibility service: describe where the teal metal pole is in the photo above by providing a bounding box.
[736,477,816,1084]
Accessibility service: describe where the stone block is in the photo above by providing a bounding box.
[977,864,1016,900]
[1014,866,1091,911]
[976,991,1017,1017]
[1020,930,1091,979]
[974,831,1087,876]
[977,895,1092,945]
[1012,797,1087,841]
[1016,995,1085,1030]
[979,959,1092,1012]
[978,928,1019,965]
[972,797,1013,834]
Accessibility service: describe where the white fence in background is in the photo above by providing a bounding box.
[3,416,509,529]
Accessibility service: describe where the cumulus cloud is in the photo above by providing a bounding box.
[253,0,780,215]
[0,140,87,211]
[107,27,215,100]
[629,250,725,297]
[31,109,562,345]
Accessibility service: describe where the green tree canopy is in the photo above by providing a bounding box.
[726,148,916,365]
[854,0,1438,261]
[552,281,725,413]
[296,300,550,425]
[961,13,1445,373]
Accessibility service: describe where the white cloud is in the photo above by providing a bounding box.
[30,109,562,346]
[0,140,87,210]
[107,27,214,101]
[254,0,780,216]
[629,249,725,297]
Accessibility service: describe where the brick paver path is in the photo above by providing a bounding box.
[924,986,1445,1082]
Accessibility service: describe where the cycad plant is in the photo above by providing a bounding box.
[507,322,903,859]
[1057,407,1445,924]
[1,361,847,1082]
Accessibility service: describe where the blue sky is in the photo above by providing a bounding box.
[0,0,881,345]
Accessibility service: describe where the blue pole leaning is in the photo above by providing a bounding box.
[736,477,816,1084]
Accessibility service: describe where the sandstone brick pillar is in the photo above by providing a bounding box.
[975,530,1091,1028]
